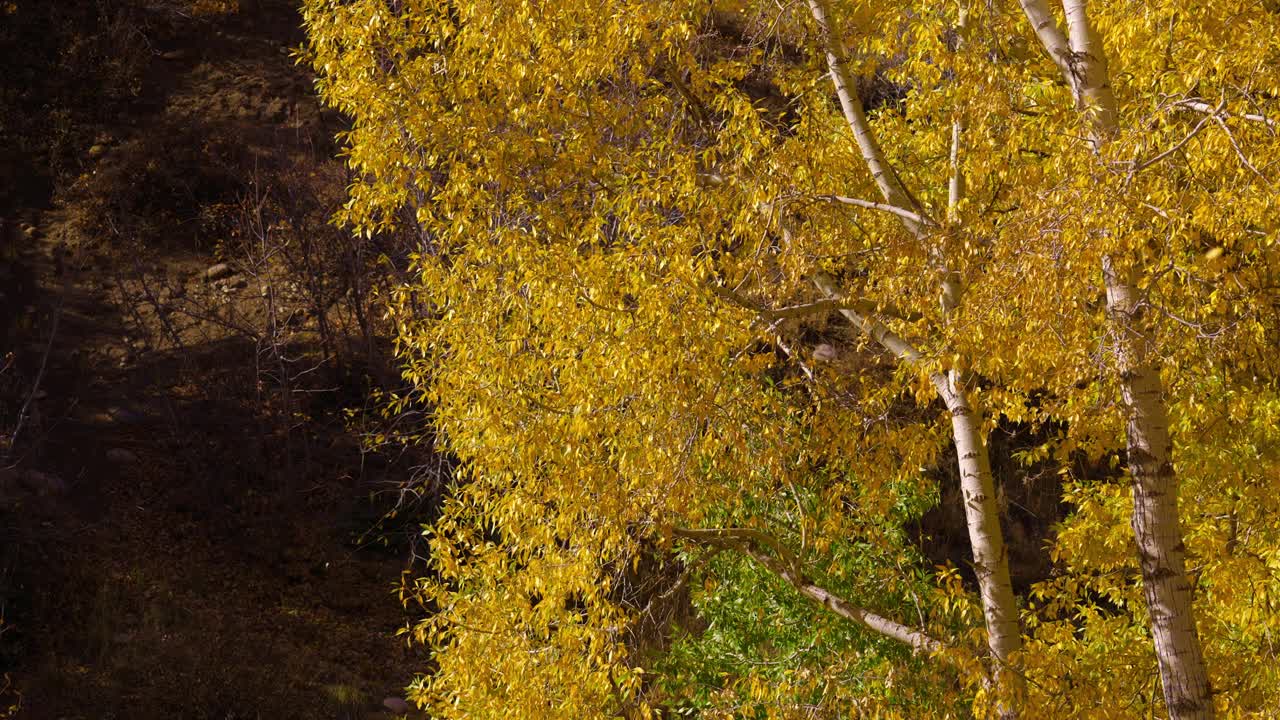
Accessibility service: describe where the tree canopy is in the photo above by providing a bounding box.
[303,0,1280,716]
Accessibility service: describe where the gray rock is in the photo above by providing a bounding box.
[811,343,838,363]
[8,469,69,496]
[382,698,412,714]
[204,262,234,281]
[106,448,139,464]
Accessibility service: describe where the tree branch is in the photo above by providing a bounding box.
[805,0,926,233]
[710,283,879,322]
[1176,98,1278,129]
[1131,103,1221,174]
[671,527,944,653]
[1016,0,1075,87]
[817,195,934,226]
[811,272,927,367]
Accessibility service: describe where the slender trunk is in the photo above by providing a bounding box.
[943,6,967,314]
[1104,261,1213,719]
[1015,2,1214,716]
[939,10,1021,700]
[947,119,965,217]
[812,275,1022,713]
[804,2,1022,709]
[940,374,1022,713]
[805,0,925,228]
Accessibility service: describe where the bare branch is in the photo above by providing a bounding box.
[1176,98,1277,129]
[1208,112,1273,184]
[818,195,934,226]
[805,0,926,233]
[811,272,926,367]
[711,283,875,321]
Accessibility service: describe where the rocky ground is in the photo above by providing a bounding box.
[1,2,432,718]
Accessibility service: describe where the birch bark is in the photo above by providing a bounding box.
[813,276,1023,715]
[804,3,1022,711]
[1103,260,1213,719]
[1015,2,1213,716]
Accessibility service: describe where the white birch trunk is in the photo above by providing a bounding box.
[812,275,1022,714]
[1016,2,1214,716]
[1104,262,1214,719]
[804,3,1022,710]
[805,0,924,228]
[939,373,1023,714]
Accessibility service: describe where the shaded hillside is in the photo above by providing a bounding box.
[1,2,434,717]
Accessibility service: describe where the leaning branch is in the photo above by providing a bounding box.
[805,0,926,231]
[1131,105,1220,174]
[672,527,945,653]
[711,283,885,322]
[1016,0,1075,86]
[810,272,925,366]
[811,272,961,403]
[817,195,935,226]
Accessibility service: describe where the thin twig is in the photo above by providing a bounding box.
[1130,102,1221,175]
[7,267,67,462]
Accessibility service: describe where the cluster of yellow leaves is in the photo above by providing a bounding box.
[303,0,1280,716]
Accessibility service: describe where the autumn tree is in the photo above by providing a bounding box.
[303,0,1280,717]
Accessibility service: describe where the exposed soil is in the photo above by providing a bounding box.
[1,3,429,718]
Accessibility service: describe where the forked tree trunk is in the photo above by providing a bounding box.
[813,280,1023,717]
[805,2,1022,712]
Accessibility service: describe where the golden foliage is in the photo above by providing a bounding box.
[304,0,1280,716]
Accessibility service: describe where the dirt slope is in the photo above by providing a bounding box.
[2,3,428,718]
